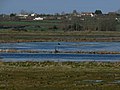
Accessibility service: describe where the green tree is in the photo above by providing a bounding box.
[95,10,102,15]
[10,13,16,17]
[72,23,83,31]
[100,19,117,31]
[72,10,78,16]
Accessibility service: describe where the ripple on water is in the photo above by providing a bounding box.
[75,80,103,84]
[112,80,120,84]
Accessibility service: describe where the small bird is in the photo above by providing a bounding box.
[58,43,60,45]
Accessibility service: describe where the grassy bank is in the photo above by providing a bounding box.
[0,30,120,42]
[0,61,120,90]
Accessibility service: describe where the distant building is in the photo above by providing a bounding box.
[57,17,63,20]
[115,18,120,22]
[81,12,94,17]
[33,17,44,20]
[30,13,37,17]
[16,14,28,19]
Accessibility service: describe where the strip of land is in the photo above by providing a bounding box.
[0,49,120,54]
[0,30,120,42]
[0,61,120,90]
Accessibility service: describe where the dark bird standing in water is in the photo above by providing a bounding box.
[54,43,60,53]
[58,43,60,45]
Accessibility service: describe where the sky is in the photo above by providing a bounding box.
[0,0,120,14]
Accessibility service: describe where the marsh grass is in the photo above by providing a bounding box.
[0,31,120,42]
[0,61,120,90]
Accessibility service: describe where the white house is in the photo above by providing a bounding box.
[116,18,120,22]
[16,14,28,19]
[16,14,28,17]
[33,17,44,20]
[31,14,35,17]
[81,12,94,17]
[30,13,38,17]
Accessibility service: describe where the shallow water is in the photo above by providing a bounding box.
[0,53,120,62]
[0,42,120,52]
[112,80,120,83]
[82,80,103,83]
[0,42,120,62]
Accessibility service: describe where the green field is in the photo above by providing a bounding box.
[0,19,120,42]
[0,20,62,32]
[0,61,120,90]
[0,20,62,25]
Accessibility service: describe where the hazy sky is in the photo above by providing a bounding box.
[0,0,120,14]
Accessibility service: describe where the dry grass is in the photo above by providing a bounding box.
[0,61,120,90]
[0,31,120,42]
